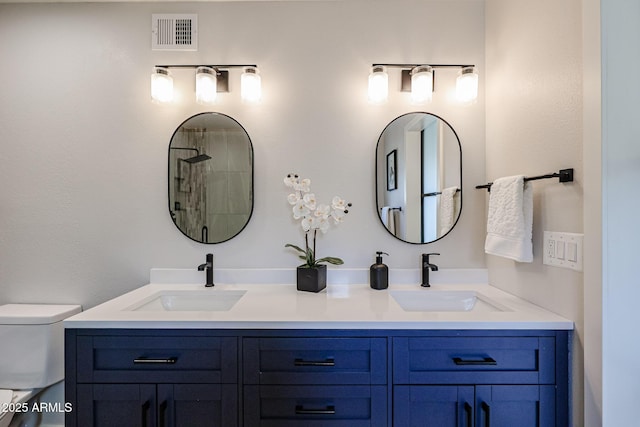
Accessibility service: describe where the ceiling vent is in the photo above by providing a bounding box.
[152,14,197,51]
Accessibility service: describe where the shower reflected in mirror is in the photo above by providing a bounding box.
[168,112,254,244]
[170,147,212,164]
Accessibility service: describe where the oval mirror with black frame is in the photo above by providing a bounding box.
[375,112,462,244]
[168,112,254,244]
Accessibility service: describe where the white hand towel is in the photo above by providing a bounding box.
[439,187,458,235]
[381,206,397,236]
[484,175,533,262]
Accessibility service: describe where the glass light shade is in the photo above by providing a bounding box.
[456,67,479,103]
[411,66,433,104]
[368,66,388,103]
[195,66,217,105]
[151,67,173,104]
[241,67,261,103]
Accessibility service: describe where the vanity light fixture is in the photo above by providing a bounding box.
[456,66,479,103]
[410,65,433,104]
[151,67,174,104]
[368,65,389,104]
[240,66,261,103]
[151,64,259,105]
[195,66,217,105]
[370,63,477,104]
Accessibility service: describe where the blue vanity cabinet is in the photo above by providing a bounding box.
[75,384,157,427]
[242,337,388,426]
[394,385,556,426]
[392,333,568,426]
[393,385,475,426]
[65,329,568,427]
[65,330,239,427]
[75,383,237,427]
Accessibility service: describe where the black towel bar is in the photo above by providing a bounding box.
[475,168,574,191]
[423,188,461,198]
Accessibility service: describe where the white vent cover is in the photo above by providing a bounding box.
[152,14,197,51]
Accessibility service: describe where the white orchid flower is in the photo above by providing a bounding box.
[303,193,317,210]
[287,193,300,205]
[284,175,297,187]
[315,217,330,233]
[293,201,310,219]
[332,196,347,210]
[301,217,313,231]
[331,209,346,223]
[314,204,330,218]
[295,178,311,192]
[284,174,352,268]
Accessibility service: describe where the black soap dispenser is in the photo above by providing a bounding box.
[370,251,389,290]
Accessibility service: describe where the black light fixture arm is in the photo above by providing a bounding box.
[372,63,475,69]
[155,64,258,70]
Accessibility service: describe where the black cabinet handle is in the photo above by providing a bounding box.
[464,402,473,427]
[452,357,497,366]
[141,400,150,427]
[481,401,491,427]
[294,358,335,367]
[295,405,336,415]
[133,357,178,364]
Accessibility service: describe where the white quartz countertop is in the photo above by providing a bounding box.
[64,279,573,330]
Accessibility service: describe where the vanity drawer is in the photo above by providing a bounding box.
[243,337,387,384]
[244,385,387,427]
[393,336,556,384]
[76,335,237,384]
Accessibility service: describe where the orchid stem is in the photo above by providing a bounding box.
[313,229,317,261]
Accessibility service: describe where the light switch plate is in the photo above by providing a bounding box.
[543,231,584,271]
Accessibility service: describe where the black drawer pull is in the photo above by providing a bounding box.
[133,357,178,364]
[159,401,167,427]
[295,405,336,415]
[453,357,497,366]
[294,358,335,367]
[464,402,473,427]
[141,400,150,427]
[482,401,491,427]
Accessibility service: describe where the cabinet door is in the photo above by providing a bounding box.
[158,384,238,427]
[76,384,156,427]
[394,385,474,427]
[476,385,556,427]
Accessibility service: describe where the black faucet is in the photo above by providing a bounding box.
[421,253,439,287]
[198,253,214,287]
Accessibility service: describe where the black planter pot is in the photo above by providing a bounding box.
[296,265,327,293]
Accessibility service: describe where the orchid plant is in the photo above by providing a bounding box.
[284,173,352,268]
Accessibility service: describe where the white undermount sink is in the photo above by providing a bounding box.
[390,290,507,312]
[125,290,246,312]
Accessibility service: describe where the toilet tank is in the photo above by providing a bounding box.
[0,304,81,389]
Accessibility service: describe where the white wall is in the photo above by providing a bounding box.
[582,0,601,424]
[600,1,640,425]
[485,0,584,424]
[0,0,486,309]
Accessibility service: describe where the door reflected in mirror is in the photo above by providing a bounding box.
[376,112,462,244]
[168,112,254,243]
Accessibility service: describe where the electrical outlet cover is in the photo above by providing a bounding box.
[543,231,583,272]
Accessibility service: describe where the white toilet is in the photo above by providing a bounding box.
[0,304,81,427]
